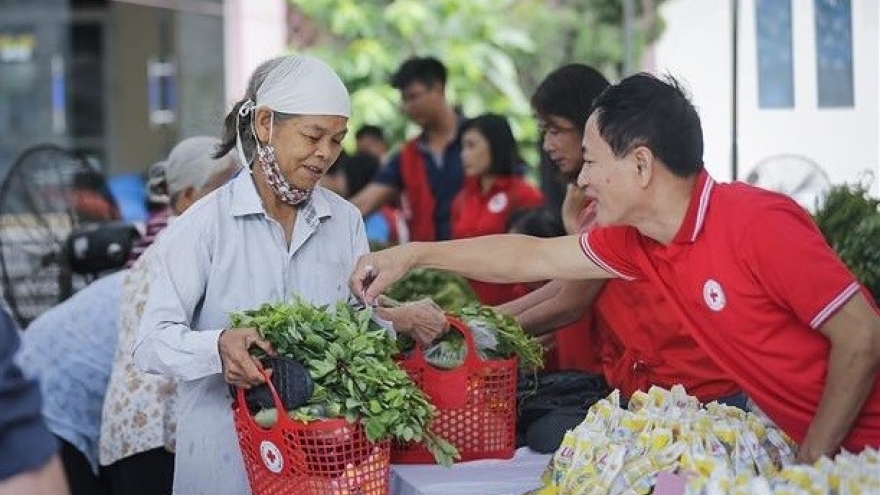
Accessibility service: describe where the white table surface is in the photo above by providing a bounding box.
[390,448,552,495]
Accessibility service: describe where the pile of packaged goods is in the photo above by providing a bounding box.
[528,385,796,495]
[529,385,880,495]
[687,448,880,495]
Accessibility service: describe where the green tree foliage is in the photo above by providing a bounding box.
[510,0,666,92]
[813,182,880,304]
[290,0,665,163]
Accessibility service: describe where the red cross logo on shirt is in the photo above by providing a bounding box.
[709,288,720,302]
[702,279,726,312]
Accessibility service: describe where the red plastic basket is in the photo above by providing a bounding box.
[232,374,390,495]
[392,316,517,464]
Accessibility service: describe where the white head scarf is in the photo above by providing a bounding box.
[235,55,350,167]
[257,55,350,118]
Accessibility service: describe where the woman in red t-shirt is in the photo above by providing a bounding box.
[451,113,544,305]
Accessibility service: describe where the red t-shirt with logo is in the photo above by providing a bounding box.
[581,170,880,451]
[452,175,544,305]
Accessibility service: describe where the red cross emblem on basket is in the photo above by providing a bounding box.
[259,440,284,473]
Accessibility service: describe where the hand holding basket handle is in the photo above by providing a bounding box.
[232,356,314,416]
[219,327,276,388]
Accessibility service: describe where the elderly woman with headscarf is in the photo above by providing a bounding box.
[132,55,447,495]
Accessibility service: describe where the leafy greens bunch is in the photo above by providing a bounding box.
[452,304,544,371]
[230,297,459,466]
[385,268,477,312]
[397,303,544,371]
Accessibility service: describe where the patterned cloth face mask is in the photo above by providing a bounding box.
[256,142,312,206]
[255,112,312,207]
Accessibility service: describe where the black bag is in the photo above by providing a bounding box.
[516,370,610,453]
[231,356,314,415]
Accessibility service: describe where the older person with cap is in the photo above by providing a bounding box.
[132,54,447,495]
[99,136,239,495]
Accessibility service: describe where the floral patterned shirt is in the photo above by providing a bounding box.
[99,249,177,466]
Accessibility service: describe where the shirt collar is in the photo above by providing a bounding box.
[415,113,466,152]
[671,169,714,244]
[229,169,332,227]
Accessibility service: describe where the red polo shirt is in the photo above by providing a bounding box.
[452,175,544,305]
[593,279,740,402]
[581,170,880,451]
[556,199,738,399]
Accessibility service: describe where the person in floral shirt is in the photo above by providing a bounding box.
[99,136,240,495]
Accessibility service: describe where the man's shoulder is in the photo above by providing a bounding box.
[712,180,811,223]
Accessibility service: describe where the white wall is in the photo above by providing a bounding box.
[650,0,879,196]
[223,0,287,105]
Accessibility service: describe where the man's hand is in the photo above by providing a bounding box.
[795,440,832,465]
[218,327,275,388]
[377,298,448,346]
[351,245,416,303]
[562,184,595,235]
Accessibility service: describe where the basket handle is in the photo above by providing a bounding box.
[403,316,485,410]
[234,368,287,431]
[406,315,485,369]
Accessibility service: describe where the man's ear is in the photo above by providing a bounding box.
[632,145,654,187]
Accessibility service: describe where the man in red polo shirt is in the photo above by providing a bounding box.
[498,64,739,405]
[351,73,880,463]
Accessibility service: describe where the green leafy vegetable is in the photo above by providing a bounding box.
[397,303,544,371]
[453,303,544,371]
[230,297,459,466]
[386,268,477,312]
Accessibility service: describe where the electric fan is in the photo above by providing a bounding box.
[0,143,123,327]
[744,154,832,212]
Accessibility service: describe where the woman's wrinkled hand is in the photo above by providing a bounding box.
[218,327,275,389]
[376,298,448,346]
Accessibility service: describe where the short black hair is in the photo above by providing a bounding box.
[325,150,348,177]
[461,113,522,176]
[592,73,704,177]
[355,124,385,143]
[391,56,447,90]
[342,152,381,197]
[531,64,610,134]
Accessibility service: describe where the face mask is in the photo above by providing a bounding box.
[256,142,312,207]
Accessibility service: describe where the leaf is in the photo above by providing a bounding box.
[365,417,387,441]
[310,359,336,379]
